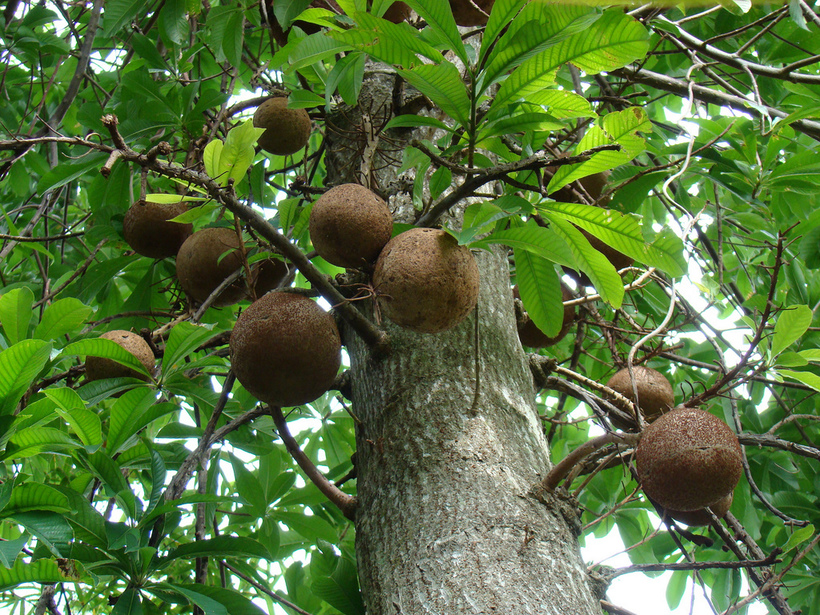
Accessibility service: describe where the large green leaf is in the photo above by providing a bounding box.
[1,426,80,460]
[771,304,813,359]
[34,298,94,342]
[491,9,647,113]
[0,287,34,345]
[61,338,154,379]
[172,585,267,615]
[403,0,467,64]
[46,387,103,447]
[479,0,529,66]
[397,63,471,128]
[330,13,442,67]
[111,588,143,615]
[9,511,73,557]
[0,339,52,416]
[472,220,577,268]
[161,321,221,377]
[75,450,138,520]
[163,584,227,615]
[310,544,365,615]
[543,201,686,277]
[0,483,71,516]
[0,558,78,590]
[289,32,351,69]
[545,216,624,307]
[515,250,563,337]
[107,389,176,456]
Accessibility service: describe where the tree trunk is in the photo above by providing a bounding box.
[328,64,601,614]
[344,247,601,614]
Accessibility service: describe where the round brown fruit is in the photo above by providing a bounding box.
[606,365,674,429]
[309,184,393,269]
[514,284,575,348]
[253,97,312,156]
[248,257,289,297]
[176,227,246,307]
[230,292,341,407]
[449,0,494,26]
[665,492,733,527]
[636,407,743,512]
[85,330,155,382]
[373,228,479,333]
[123,199,192,259]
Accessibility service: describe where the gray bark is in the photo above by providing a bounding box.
[328,63,600,615]
[343,248,600,614]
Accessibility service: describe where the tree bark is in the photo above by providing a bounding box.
[344,246,601,614]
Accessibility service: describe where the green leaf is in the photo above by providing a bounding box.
[457,201,509,245]
[480,0,529,67]
[0,534,28,568]
[160,0,189,46]
[107,388,176,455]
[9,511,73,557]
[330,14,440,68]
[397,63,471,128]
[172,585,267,615]
[310,547,365,615]
[75,450,138,520]
[144,193,208,204]
[111,588,143,615]
[102,0,144,36]
[545,215,624,307]
[771,304,813,358]
[203,139,223,180]
[220,120,265,186]
[403,0,467,64]
[0,558,77,591]
[384,115,452,131]
[221,11,244,67]
[478,111,564,141]
[46,387,103,447]
[161,321,220,376]
[326,52,366,106]
[61,338,153,379]
[158,537,270,567]
[0,287,34,345]
[164,584,227,615]
[515,250,563,337]
[472,220,577,267]
[289,32,352,70]
[34,298,94,342]
[0,483,71,516]
[779,369,820,392]
[783,524,815,553]
[543,201,686,277]
[0,339,52,416]
[1,426,80,460]
[798,349,820,363]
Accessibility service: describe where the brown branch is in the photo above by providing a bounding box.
[414,143,621,227]
[603,552,781,581]
[738,433,820,462]
[269,406,358,521]
[539,432,640,493]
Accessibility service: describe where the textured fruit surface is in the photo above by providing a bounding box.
[253,97,311,156]
[637,407,742,511]
[665,492,733,527]
[607,365,674,429]
[309,184,393,268]
[85,330,155,382]
[176,227,246,307]
[248,257,289,297]
[450,0,494,26]
[230,292,341,406]
[373,228,479,333]
[123,200,192,259]
[514,285,575,348]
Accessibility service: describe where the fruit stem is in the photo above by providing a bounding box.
[539,432,640,493]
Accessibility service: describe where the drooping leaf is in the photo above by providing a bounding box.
[770,304,813,359]
[0,558,78,590]
[403,0,467,64]
[157,536,270,567]
[46,387,103,447]
[0,339,52,416]
[34,298,94,342]
[0,287,34,345]
[1,426,80,460]
[0,483,71,516]
[61,338,154,379]
[542,201,686,277]
[472,220,577,268]
[515,249,563,337]
[111,588,143,615]
[107,388,175,456]
[9,511,73,557]
[397,63,471,128]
